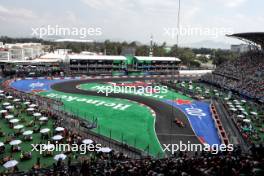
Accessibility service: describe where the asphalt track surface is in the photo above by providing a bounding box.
[51,77,201,154]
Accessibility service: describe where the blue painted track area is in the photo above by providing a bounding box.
[10,78,73,93]
[164,100,221,146]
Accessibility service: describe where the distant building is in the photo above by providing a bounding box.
[0,51,9,60]
[80,51,98,55]
[231,44,250,53]
[54,49,72,55]
[0,43,44,61]
[121,47,136,56]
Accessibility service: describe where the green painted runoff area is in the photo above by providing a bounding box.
[1,81,193,173]
[39,91,164,157]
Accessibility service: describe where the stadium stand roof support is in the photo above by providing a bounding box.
[67,55,127,61]
[227,32,264,50]
[134,56,181,62]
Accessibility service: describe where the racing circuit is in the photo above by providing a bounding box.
[51,78,201,151]
[10,76,222,157]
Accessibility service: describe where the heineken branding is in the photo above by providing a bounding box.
[46,93,131,111]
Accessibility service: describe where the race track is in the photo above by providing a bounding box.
[51,78,201,154]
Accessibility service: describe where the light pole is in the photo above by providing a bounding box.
[176,0,181,47]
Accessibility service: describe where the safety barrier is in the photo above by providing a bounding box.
[15,73,202,82]
[210,103,230,145]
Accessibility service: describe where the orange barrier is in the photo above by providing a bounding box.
[210,104,230,145]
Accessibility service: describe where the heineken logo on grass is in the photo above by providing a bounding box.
[46,93,131,111]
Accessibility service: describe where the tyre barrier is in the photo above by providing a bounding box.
[210,104,230,145]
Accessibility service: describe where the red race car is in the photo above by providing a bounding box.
[173,118,185,127]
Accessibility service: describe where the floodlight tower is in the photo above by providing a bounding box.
[177,0,181,47]
[149,34,153,57]
[171,0,181,144]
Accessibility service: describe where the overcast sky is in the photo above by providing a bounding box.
[0,0,263,47]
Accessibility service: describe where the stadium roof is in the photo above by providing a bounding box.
[54,39,93,43]
[0,58,62,63]
[134,56,181,62]
[227,32,264,48]
[67,55,127,61]
[40,53,66,60]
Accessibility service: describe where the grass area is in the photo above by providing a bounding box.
[39,91,164,157]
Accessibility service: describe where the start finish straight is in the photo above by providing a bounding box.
[46,93,131,111]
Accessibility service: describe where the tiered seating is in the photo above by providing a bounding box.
[202,52,264,100]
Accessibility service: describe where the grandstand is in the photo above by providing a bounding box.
[0,49,181,76]
[0,42,181,76]
[67,55,127,75]
[202,32,264,102]
[130,56,180,75]
[66,55,180,75]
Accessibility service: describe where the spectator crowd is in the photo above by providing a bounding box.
[17,146,263,176]
[202,51,264,102]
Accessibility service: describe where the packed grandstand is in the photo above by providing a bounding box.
[0,33,263,176]
[202,51,264,102]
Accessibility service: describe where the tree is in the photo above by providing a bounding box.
[196,55,209,63]
[168,46,196,66]
[136,45,149,56]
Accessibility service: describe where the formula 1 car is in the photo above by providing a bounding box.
[173,118,185,127]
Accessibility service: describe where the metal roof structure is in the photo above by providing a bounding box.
[0,58,62,63]
[40,53,66,60]
[67,55,127,61]
[227,32,264,49]
[134,56,181,62]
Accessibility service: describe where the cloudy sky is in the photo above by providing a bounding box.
[0,0,263,47]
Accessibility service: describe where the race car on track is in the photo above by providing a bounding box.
[173,118,185,128]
